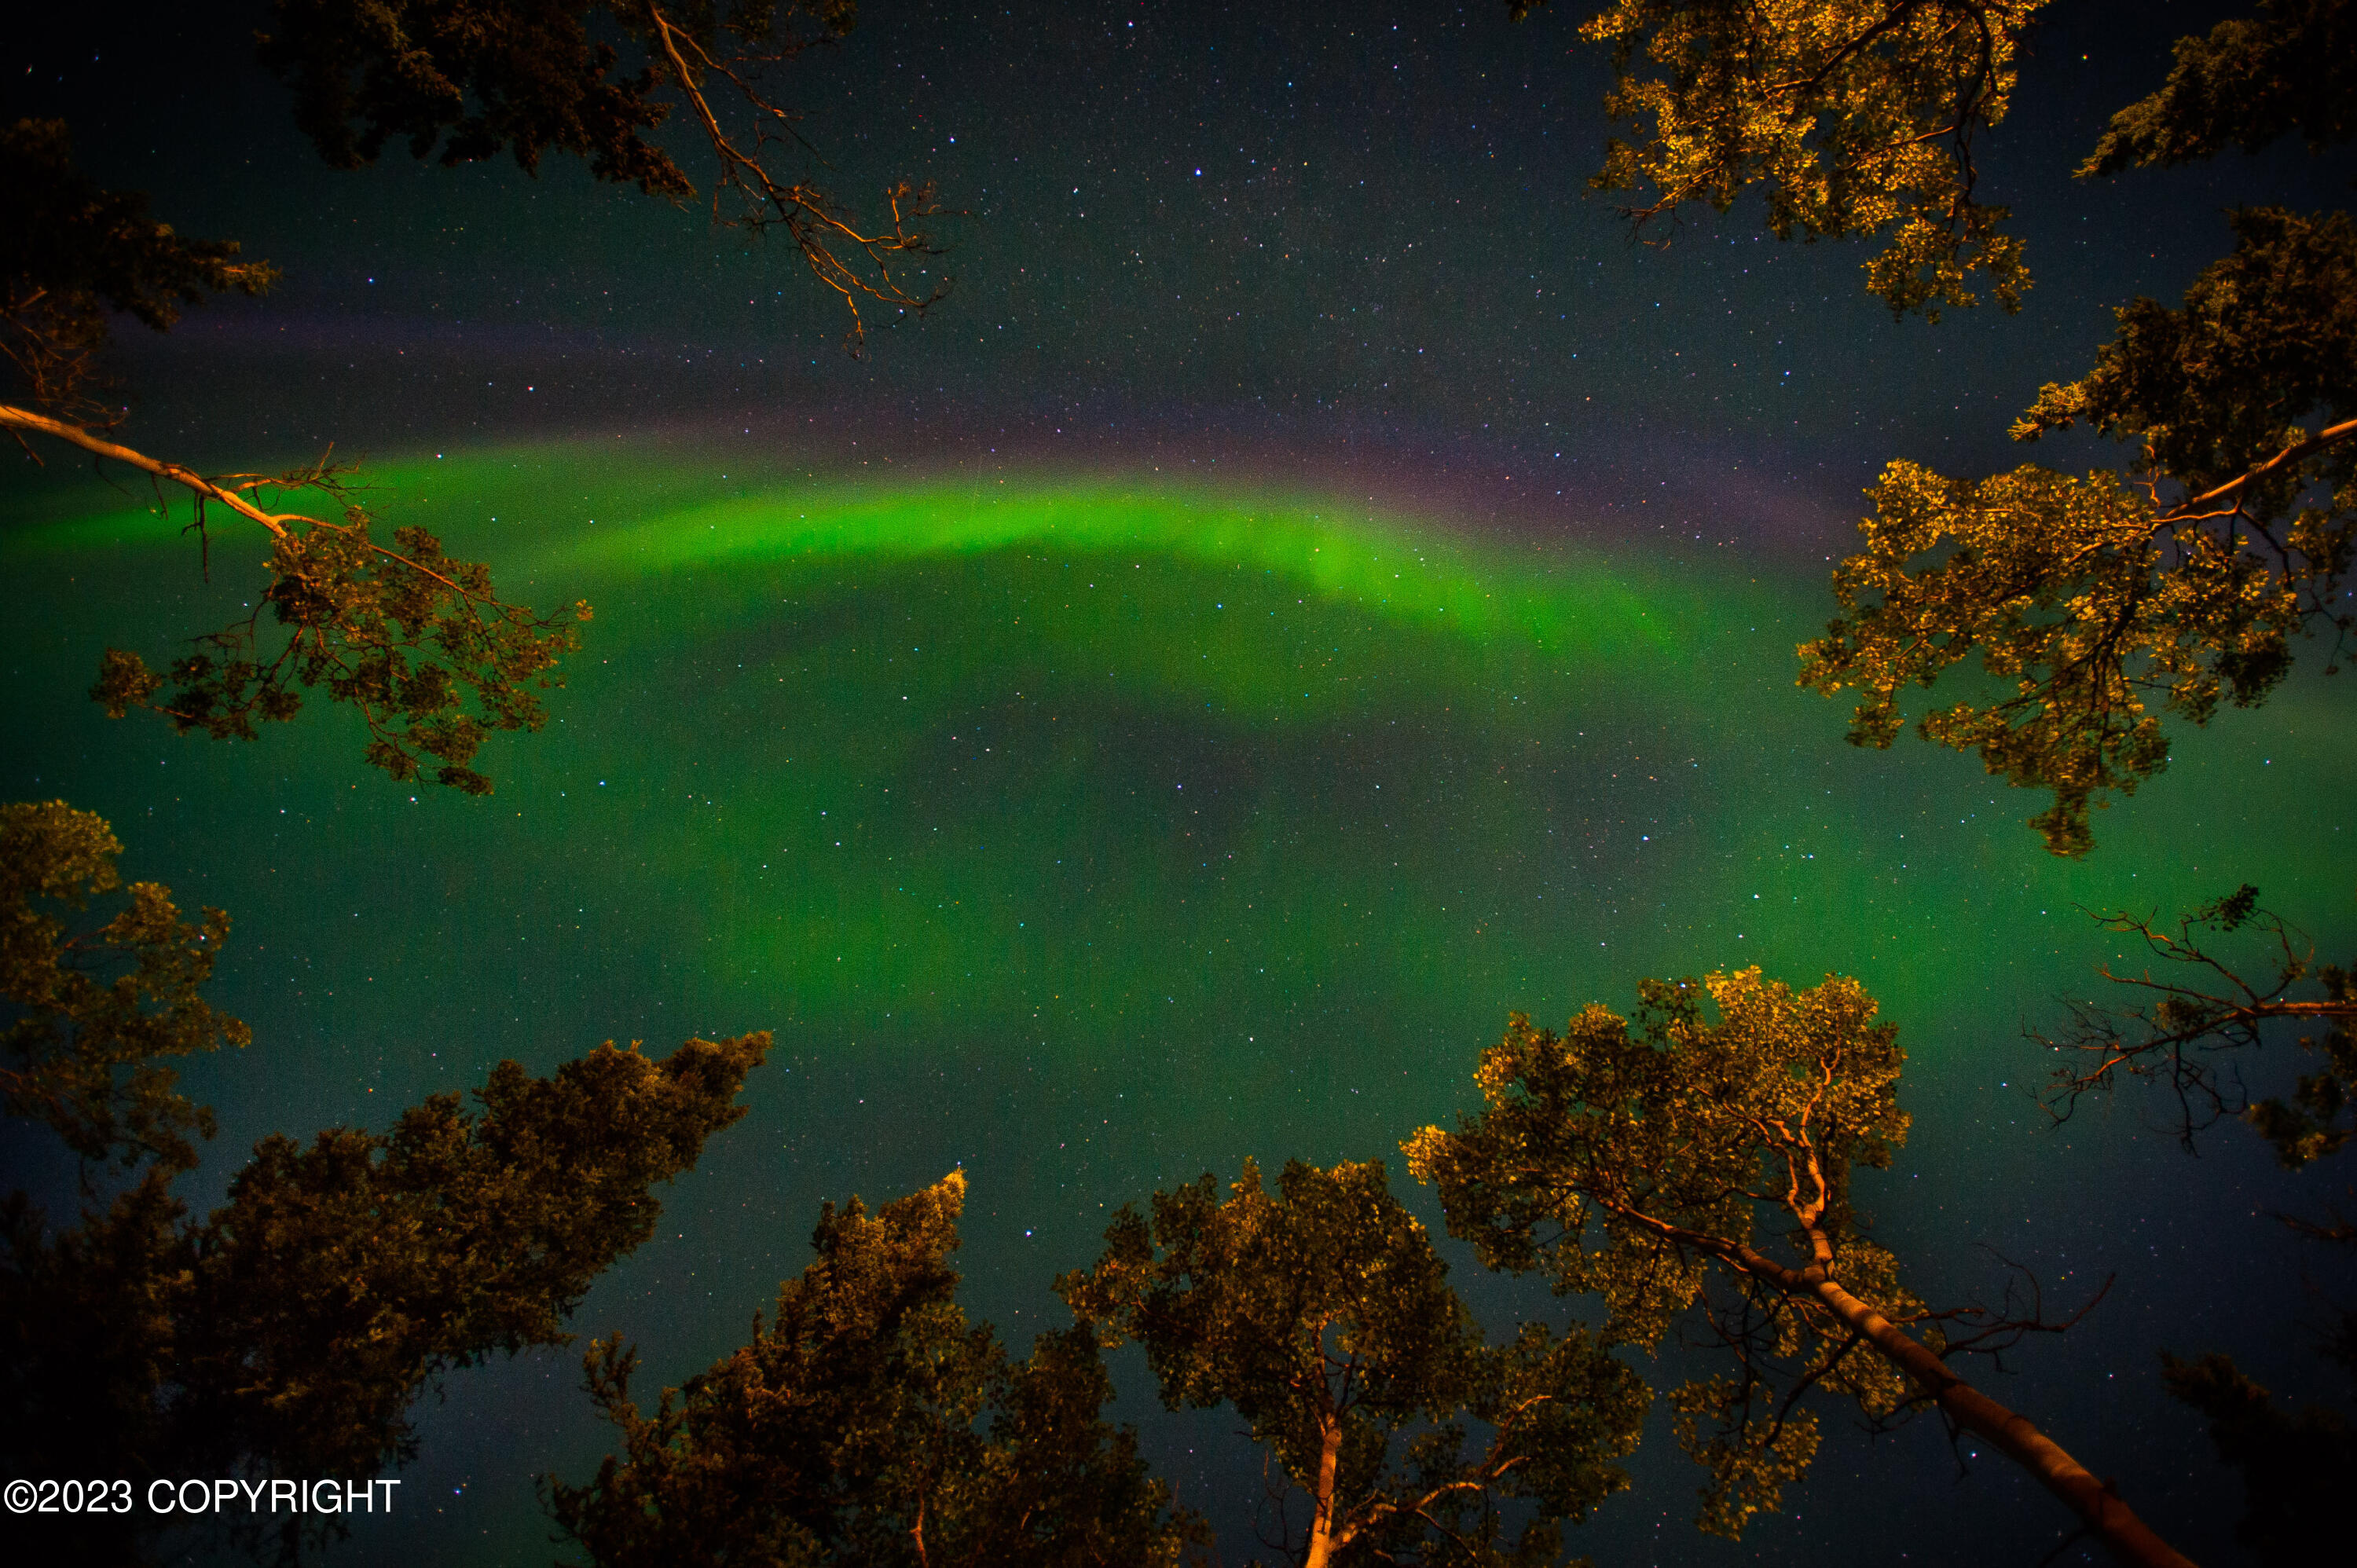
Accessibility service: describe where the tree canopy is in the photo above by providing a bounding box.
[1512,1,2357,1552]
[3,118,588,797]
[552,1171,1204,1568]
[258,0,948,339]
[1060,1157,1645,1568]
[1519,0,2047,319]
[1505,0,2353,855]
[0,117,277,430]
[0,800,772,1564]
[12,5,2357,1563]
[1798,204,2355,855]
[1,799,251,1178]
[1788,0,2352,855]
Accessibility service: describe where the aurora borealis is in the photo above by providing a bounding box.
[7,2,2356,1565]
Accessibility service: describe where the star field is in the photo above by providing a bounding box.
[5,4,2355,1566]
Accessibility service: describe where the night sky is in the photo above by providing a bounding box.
[5,3,2355,1565]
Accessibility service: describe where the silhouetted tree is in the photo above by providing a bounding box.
[2042,884,2355,1165]
[258,0,949,343]
[2160,1341,2357,1566]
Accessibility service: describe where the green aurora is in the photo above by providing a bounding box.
[3,441,2349,1562]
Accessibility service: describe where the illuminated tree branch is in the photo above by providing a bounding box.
[2,402,588,796]
[640,2,949,349]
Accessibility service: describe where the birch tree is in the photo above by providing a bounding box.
[1406,968,2194,1568]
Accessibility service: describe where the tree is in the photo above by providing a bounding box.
[1517,0,2048,320]
[1773,0,2354,855]
[2158,1344,2357,1566]
[1405,968,2192,1568]
[5,2,949,792]
[1519,4,2357,1522]
[1797,203,2355,855]
[0,798,772,1564]
[2,115,590,796]
[1058,1157,1646,1568]
[551,1170,1204,1568]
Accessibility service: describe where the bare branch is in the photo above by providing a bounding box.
[642,2,951,351]
[2041,890,2357,1160]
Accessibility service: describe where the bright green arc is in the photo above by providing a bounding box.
[535,474,1685,664]
[3,441,2345,1136]
[332,448,2333,1070]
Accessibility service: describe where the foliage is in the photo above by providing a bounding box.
[2,122,588,796]
[184,1033,770,1471]
[87,479,592,798]
[1513,0,2044,319]
[0,798,251,1178]
[2161,1346,2357,1566]
[1795,445,2341,859]
[259,0,709,193]
[13,0,958,793]
[1790,22,2357,853]
[1406,970,1912,1535]
[1407,971,2182,1563]
[1060,1157,1644,1568]
[552,1171,1204,1568]
[2,1030,767,1565]
[0,117,277,427]
[1798,208,2355,853]
[1506,5,2357,854]
[2080,0,2357,174]
[2013,206,2357,500]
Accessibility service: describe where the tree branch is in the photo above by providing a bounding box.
[2163,415,2357,519]
[2,401,309,538]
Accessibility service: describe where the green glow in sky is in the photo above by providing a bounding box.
[5,443,2348,1563]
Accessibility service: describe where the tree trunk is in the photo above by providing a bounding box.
[1302,1416,1345,1568]
[1803,1271,2197,1568]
